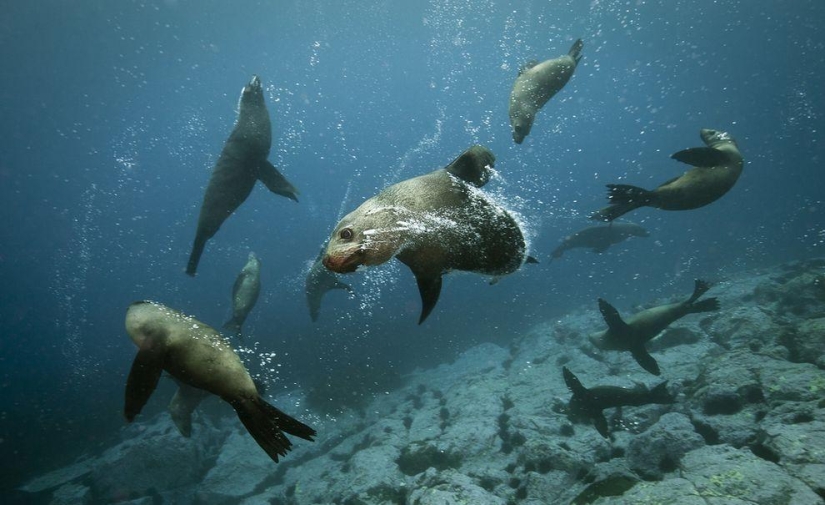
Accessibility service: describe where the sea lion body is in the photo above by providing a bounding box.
[509,39,583,144]
[124,301,315,462]
[589,280,719,375]
[186,75,298,276]
[552,222,648,260]
[305,246,353,322]
[323,145,528,323]
[562,367,673,438]
[223,252,262,335]
[592,129,744,222]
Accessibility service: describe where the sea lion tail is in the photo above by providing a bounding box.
[231,396,316,463]
[589,185,650,222]
[568,38,584,64]
[648,381,674,404]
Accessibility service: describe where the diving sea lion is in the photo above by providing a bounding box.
[591,128,744,222]
[186,75,299,276]
[323,145,531,324]
[305,245,353,322]
[509,38,583,144]
[124,301,315,462]
[223,252,262,336]
[589,279,719,375]
[551,222,649,261]
[562,367,673,438]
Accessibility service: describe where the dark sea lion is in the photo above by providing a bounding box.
[223,252,262,336]
[305,245,353,322]
[124,301,315,462]
[591,128,744,222]
[589,279,719,375]
[322,145,531,324]
[551,222,649,261]
[509,38,583,144]
[186,75,299,276]
[562,366,673,438]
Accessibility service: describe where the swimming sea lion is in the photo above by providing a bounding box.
[589,279,719,375]
[591,128,744,222]
[305,245,353,322]
[223,252,262,336]
[124,301,315,462]
[322,145,531,324]
[551,222,649,261]
[186,75,299,276]
[562,367,673,438]
[509,38,583,144]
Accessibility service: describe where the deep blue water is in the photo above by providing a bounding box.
[1,0,823,493]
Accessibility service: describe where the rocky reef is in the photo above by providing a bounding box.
[20,259,825,504]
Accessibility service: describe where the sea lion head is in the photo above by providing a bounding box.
[510,111,534,144]
[125,301,172,348]
[323,205,408,274]
[239,75,264,108]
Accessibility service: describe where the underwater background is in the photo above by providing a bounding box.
[1,0,824,500]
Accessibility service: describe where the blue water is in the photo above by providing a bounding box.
[1,0,823,494]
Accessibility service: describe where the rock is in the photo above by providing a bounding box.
[787,318,825,368]
[625,413,704,480]
[49,483,91,505]
[196,429,273,504]
[408,468,507,505]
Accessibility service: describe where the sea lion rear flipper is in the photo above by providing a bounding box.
[597,299,629,333]
[687,279,711,303]
[568,38,584,64]
[631,346,661,376]
[124,347,165,422]
[444,145,495,188]
[413,271,443,325]
[257,161,300,202]
[593,412,610,438]
[231,396,316,464]
[670,147,731,167]
[168,383,208,438]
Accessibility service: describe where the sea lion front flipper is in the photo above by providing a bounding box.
[562,367,589,398]
[593,412,610,438]
[124,347,165,422]
[412,271,443,325]
[670,147,731,167]
[257,161,300,202]
[631,346,661,376]
[168,383,208,438]
[597,299,629,333]
[444,145,495,188]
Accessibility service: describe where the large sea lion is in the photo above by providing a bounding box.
[305,245,353,322]
[322,145,531,324]
[223,252,262,336]
[591,128,744,222]
[562,366,673,438]
[551,222,649,261]
[509,38,583,144]
[124,301,315,462]
[589,279,719,375]
[186,75,299,276]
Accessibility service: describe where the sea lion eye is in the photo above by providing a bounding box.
[339,228,354,240]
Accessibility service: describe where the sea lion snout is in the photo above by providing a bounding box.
[322,252,361,274]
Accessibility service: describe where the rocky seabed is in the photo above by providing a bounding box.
[22,259,825,504]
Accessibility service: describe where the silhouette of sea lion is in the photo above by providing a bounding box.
[551,222,649,261]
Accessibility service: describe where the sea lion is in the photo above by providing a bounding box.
[124,301,315,462]
[186,75,299,276]
[223,252,262,336]
[322,145,531,324]
[562,366,673,438]
[509,38,583,144]
[551,222,649,261]
[589,279,719,375]
[591,128,744,222]
[305,245,353,322]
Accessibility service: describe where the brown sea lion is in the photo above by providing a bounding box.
[591,128,744,222]
[223,252,262,336]
[509,38,583,144]
[322,145,531,324]
[186,75,299,276]
[124,301,315,462]
[551,222,649,261]
[589,279,719,375]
